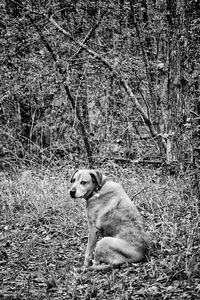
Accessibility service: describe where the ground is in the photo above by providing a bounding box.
[0,165,199,299]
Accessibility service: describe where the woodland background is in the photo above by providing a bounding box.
[0,0,200,172]
[0,0,200,299]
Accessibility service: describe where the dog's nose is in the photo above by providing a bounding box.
[69,190,76,198]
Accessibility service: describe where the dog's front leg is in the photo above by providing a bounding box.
[84,226,98,267]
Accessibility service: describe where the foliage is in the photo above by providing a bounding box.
[0,167,200,299]
[0,0,200,168]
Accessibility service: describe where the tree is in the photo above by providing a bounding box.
[1,0,199,169]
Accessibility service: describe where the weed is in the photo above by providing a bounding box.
[0,167,199,299]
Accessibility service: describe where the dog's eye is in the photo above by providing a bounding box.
[80,181,87,185]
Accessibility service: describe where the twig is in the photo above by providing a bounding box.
[190,111,200,118]
[70,12,105,60]
[132,186,150,199]
[49,16,159,140]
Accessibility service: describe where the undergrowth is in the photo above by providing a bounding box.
[0,165,199,299]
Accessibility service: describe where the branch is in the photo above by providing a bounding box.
[49,16,158,138]
[70,12,105,60]
[49,16,112,70]
[129,0,159,111]
[132,186,150,200]
[27,15,94,166]
[191,111,200,118]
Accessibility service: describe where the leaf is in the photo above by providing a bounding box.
[44,235,51,241]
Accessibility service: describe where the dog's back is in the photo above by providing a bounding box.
[95,179,149,256]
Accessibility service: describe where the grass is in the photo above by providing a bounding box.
[0,165,200,299]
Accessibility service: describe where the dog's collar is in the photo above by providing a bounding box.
[84,189,100,200]
[84,178,107,200]
[92,192,100,198]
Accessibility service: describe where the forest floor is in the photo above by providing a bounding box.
[0,164,200,299]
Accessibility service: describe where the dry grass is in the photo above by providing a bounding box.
[0,165,200,299]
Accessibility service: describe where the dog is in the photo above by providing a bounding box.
[69,169,149,270]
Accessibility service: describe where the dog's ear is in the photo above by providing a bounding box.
[70,170,78,183]
[89,170,103,187]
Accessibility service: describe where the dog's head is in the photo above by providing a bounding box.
[69,169,103,199]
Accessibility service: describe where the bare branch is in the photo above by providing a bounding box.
[132,186,150,199]
[49,16,158,139]
[27,15,94,167]
[70,12,105,60]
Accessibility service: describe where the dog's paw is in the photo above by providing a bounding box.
[87,263,112,271]
[83,256,93,267]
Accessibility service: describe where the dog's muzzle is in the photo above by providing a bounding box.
[69,189,93,199]
[69,190,76,198]
[69,189,86,199]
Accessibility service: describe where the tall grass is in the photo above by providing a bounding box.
[0,166,199,299]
